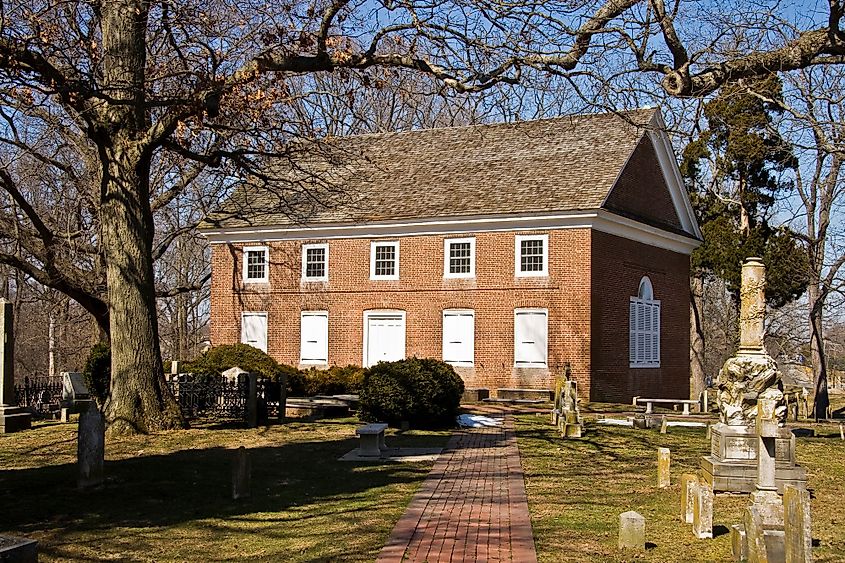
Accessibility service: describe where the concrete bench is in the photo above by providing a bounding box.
[356,423,389,457]
[632,397,699,416]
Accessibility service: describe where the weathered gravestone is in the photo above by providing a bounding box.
[693,477,713,539]
[680,473,698,524]
[77,404,104,489]
[618,511,645,550]
[783,485,812,563]
[0,535,38,562]
[657,448,671,488]
[60,371,93,422]
[232,447,251,500]
[0,299,31,433]
[552,364,583,438]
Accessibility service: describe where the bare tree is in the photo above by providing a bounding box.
[3,0,845,433]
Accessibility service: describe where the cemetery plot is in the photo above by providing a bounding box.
[0,418,450,562]
[516,413,845,562]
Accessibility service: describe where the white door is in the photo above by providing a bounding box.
[443,310,474,366]
[365,312,406,367]
[241,312,268,353]
[514,309,548,366]
[300,311,328,364]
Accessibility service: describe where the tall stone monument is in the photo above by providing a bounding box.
[700,258,806,493]
[0,299,31,433]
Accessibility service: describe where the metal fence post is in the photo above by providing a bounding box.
[277,376,287,424]
[247,373,258,428]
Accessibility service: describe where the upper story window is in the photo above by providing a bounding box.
[444,237,476,278]
[630,276,660,368]
[302,243,328,282]
[515,234,548,277]
[243,246,269,283]
[370,241,400,280]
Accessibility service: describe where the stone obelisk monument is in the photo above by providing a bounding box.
[0,299,31,433]
[700,258,806,493]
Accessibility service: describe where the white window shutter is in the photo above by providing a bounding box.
[629,301,637,364]
[443,311,474,365]
[241,313,267,353]
[515,310,548,366]
[300,312,328,363]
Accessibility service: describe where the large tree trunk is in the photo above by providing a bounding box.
[99,0,184,434]
[690,276,706,401]
[808,283,829,420]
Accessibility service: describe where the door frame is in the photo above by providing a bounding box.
[363,310,406,367]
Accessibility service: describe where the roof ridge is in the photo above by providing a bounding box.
[322,106,659,142]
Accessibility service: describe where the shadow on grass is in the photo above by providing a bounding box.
[0,425,444,560]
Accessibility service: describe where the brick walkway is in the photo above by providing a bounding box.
[377,415,537,563]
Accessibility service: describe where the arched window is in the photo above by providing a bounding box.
[630,276,660,368]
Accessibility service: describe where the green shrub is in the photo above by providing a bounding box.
[83,342,111,404]
[301,365,365,396]
[359,357,464,428]
[183,344,298,392]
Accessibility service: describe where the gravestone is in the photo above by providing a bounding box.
[783,485,812,563]
[660,416,668,434]
[657,448,670,488]
[732,524,749,561]
[701,258,807,493]
[232,447,251,500]
[740,399,787,563]
[680,473,698,524]
[0,535,38,562]
[60,372,93,421]
[552,364,583,438]
[693,477,713,539]
[618,511,645,550]
[77,404,104,489]
[0,299,31,433]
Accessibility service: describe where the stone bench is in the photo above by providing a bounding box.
[355,423,389,457]
[632,397,699,416]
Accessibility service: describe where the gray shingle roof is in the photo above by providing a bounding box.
[201,108,659,229]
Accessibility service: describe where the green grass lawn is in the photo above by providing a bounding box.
[516,413,845,563]
[0,418,450,562]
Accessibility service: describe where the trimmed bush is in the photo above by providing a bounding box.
[359,357,464,428]
[183,344,298,392]
[83,342,111,404]
[301,365,365,396]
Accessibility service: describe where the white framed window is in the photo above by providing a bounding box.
[243,246,269,283]
[515,234,548,277]
[442,309,475,366]
[514,308,548,367]
[302,243,328,282]
[300,311,329,364]
[370,241,399,280]
[443,237,476,278]
[241,312,268,353]
[363,310,406,367]
[630,276,661,368]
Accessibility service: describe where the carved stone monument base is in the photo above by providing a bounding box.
[0,405,31,433]
[700,423,807,493]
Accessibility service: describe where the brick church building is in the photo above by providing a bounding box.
[200,108,702,402]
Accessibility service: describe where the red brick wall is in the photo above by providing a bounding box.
[603,136,683,231]
[589,230,691,402]
[210,230,594,396]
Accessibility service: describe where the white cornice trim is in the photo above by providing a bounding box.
[648,112,703,239]
[202,209,701,255]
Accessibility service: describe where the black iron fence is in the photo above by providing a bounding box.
[166,374,286,424]
[14,376,63,416]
